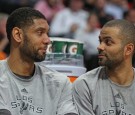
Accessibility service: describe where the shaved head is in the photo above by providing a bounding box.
[103,19,135,46]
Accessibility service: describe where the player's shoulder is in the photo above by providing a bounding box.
[73,67,105,89]
[36,63,69,83]
[0,59,7,71]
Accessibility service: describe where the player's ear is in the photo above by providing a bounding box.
[124,43,134,56]
[12,27,23,43]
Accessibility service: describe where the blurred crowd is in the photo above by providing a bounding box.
[0,0,135,71]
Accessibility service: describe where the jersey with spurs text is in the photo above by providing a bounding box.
[0,60,77,115]
[73,67,135,115]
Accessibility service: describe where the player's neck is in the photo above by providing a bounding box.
[7,56,35,77]
[106,66,134,86]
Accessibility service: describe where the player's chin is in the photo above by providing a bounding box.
[35,54,46,62]
[98,60,106,66]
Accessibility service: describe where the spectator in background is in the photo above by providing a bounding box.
[49,0,88,38]
[74,12,100,71]
[0,13,9,59]
[124,7,135,25]
[0,13,8,38]
[94,0,114,27]
[34,0,64,24]
[127,0,135,8]
[0,0,35,14]
[104,0,129,19]
[84,0,96,12]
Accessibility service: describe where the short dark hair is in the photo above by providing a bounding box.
[103,19,135,46]
[6,7,47,42]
